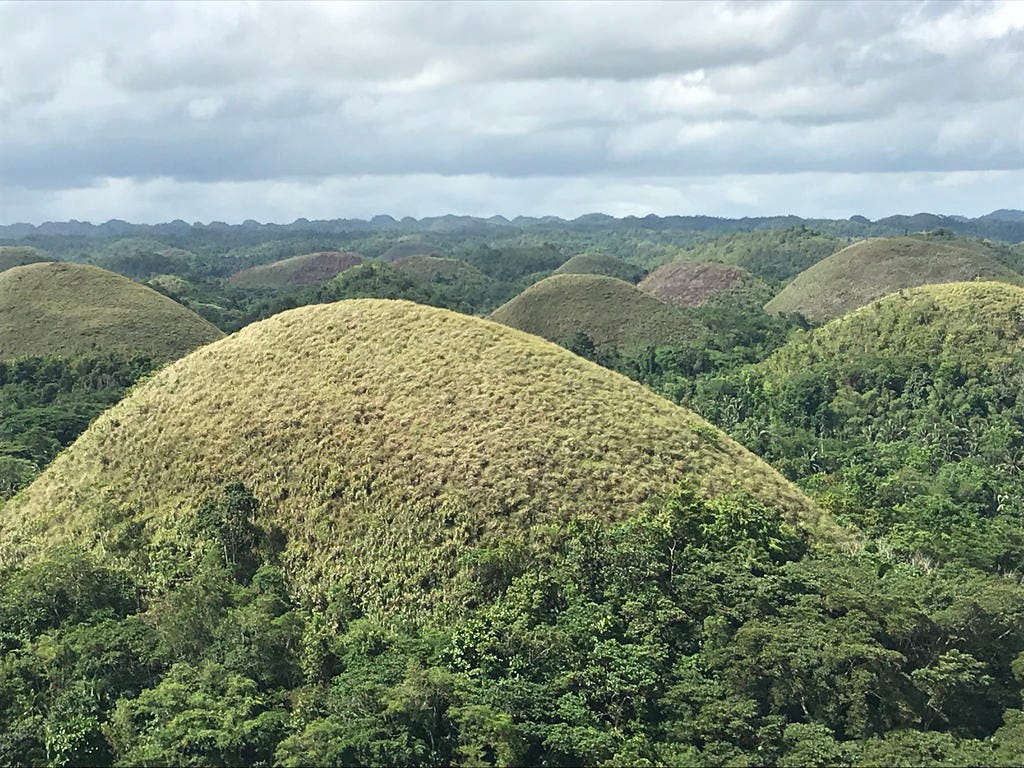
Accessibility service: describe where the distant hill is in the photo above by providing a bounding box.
[490,274,703,350]
[0,262,224,360]
[553,253,646,283]
[675,227,846,282]
[0,245,50,273]
[227,251,363,289]
[87,237,196,280]
[379,241,443,261]
[639,261,772,309]
[1,299,826,617]
[764,235,1023,322]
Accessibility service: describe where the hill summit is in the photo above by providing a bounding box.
[0,262,223,360]
[2,299,826,617]
[639,261,770,308]
[227,251,363,288]
[765,235,1022,322]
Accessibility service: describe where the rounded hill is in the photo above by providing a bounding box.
[393,255,492,290]
[490,274,701,350]
[2,299,826,616]
[639,261,771,308]
[0,262,224,361]
[553,253,645,283]
[227,251,363,288]
[0,245,51,273]
[765,236,1022,323]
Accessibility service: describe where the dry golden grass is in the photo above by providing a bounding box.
[490,274,701,350]
[765,236,1023,322]
[0,262,224,361]
[227,251,363,288]
[639,261,770,308]
[2,299,829,617]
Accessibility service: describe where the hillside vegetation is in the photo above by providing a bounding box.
[639,261,773,309]
[694,281,1024,566]
[0,263,224,361]
[227,251,363,288]
[490,274,703,350]
[677,226,846,282]
[553,253,646,283]
[2,299,826,617]
[0,245,50,273]
[765,235,1023,322]
[380,241,443,261]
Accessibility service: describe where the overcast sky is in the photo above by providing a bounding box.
[1,0,1022,224]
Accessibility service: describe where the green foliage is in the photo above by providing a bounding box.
[675,226,845,282]
[553,253,646,284]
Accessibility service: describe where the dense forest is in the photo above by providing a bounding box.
[2,215,1024,766]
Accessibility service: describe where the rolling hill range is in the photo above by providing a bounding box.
[639,261,773,308]
[227,250,363,288]
[765,235,1023,322]
[379,240,444,261]
[490,274,702,349]
[553,253,646,283]
[0,262,224,360]
[1,299,827,617]
[0,245,50,273]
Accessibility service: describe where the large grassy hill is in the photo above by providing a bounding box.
[639,261,773,309]
[765,235,1023,322]
[1,299,826,617]
[227,251,363,288]
[490,274,702,350]
[0,245,50,273]
[0,262,224,360]
[553,253,646,283]
[677,227,846,282]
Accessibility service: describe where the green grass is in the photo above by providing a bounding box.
[0,246,50,273]
[553,253,646,283]
[639,261,773,309]
[490,274,703,350]
[765,235,1024,323]
[0,262,224,361]
[227,251,363,288]
[1,299,829,617]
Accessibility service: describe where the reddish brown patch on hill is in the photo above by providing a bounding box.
[228,251,363,288]
[639,261,748,308]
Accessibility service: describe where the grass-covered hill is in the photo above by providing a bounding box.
[693,281,1024,565]
[227,250,363,288]
[639,261,773,309]
[677,226,846,282]
[765,235,1023,322]
[490,274,703,350]
[553,253,646,283]
[1,299,826,616]
[0,262,224,361]
[0,245,50,273]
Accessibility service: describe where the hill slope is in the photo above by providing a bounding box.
[227,251,363,288]
[553,253,645,283]
[639,261,772,308]
[694,281,1024,558]
[490,274,701,349]
[2,299,825,616]
[765,235,1023,322]
[0,245,50,273]
[0,262,224,360]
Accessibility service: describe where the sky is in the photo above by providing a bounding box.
[0,0,1022,224]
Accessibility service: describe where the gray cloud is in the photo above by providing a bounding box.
[0,0,1022,222]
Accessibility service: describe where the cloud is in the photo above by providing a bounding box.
[0,0,1021,222]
